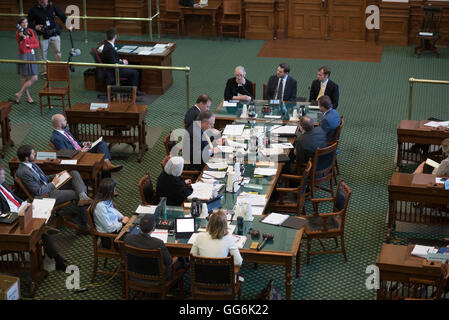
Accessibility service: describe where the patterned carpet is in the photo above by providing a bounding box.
[0,29,448,300]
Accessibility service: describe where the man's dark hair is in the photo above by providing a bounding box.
[196,94,211,105]
[279,63,290,74]
[140,214,155,233]
[196,110,214,122]
[319,66,331,77]
[17,145,34,162]
[106,28,116,41]
[299,116,314,133]
[318,95,332,110]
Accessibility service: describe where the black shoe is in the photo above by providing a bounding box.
[55,255,67,271]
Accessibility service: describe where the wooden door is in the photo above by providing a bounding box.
[288,0,326,39]
[328,0,366,40]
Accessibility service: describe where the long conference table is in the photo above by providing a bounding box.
[116,119,306,300]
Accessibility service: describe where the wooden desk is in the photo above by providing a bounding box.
[397,120,449,168]
[66,103,148,162]
[387,172,449,243]
[376,243,442,300]
[0,218,47,297]
[116,214,303,300]
[180,1,222,38]
[8,153,104,196]
[0,102,14,158]
[115,40,176,95]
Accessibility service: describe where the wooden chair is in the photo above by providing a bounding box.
[219,0,243,41]
[263,83,267,100]
[160,0,181,38]
[415,5,441,57]
[189,254,242,300]
[270,160,312,216]
[39,62,71,116]
[122,244,186,299]
[308,142,338,213]
[49,142,56,151]
[14,177,78,231]
[85,206,121,282]
[327,116,344,177]
[105,85,138,151]
[303,180,351,264]
[138,172,155,205]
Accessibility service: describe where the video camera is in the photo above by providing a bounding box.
[40,25,60,39]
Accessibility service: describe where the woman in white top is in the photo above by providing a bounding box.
[190,210,243,266]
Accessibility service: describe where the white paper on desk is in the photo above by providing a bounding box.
[232,235,247,249]
[426,158,440,169]
[90,103,108,111]
[254,167,278,176]
[117,48,134,53]
[223,101,237,107]
[121,45,138,50]
[135,205,157,214]
[435,177,448,184]
[264,115,281,119]
[217,145,234,153]
[228,224,236,235]
[260,148,284,157]
[151,229,168,243]
[32,198,56,223]
[150,48,166,54]
[188,183,214,201]
[60,160,77,165]
[206,162,227,170]
[424,121,449,128]
[137,50,153,55]
[54,171,71,189]
[262,212,289,225]
[202,171,226,179]
[270,142,294,149]
[223,124,245,136]
[134,46,153,53]
[270,125,297,135]
[226,140,246,149]
[411,245,437,258]
[88,136,103,150]
[154,44,167,49]
[236,193,267,207]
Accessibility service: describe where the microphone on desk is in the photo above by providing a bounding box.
[257,233,274,251]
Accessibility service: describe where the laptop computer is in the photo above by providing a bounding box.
[175,217,196,240]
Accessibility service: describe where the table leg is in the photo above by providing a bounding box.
[285,259,292,300]
[397,141,402,168]
[212,14,217,39]
[296,244,301,278]
[28,243,48,297]
[180,12,185,37]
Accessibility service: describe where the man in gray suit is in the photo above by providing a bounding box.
[15,145,91,233]
[294,116,327,165]
[124,214,174,279]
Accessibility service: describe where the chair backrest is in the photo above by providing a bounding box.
[49,142,56,151]
[189,254,236,299]
[138,172,154,205]
[107,85,137,104]
[164,130,173,155]
[263,83,267,100]
[85,206,100,236]
[329,116,344,145]
[434,262,449,299]
[332,180,352,230]
[421,6,441,33]
[311,142,338,183]
[46,62,70,86]
[166,0,180,13]
[223,0,241,15]
[123,244,166,283]
[14,177,34,201]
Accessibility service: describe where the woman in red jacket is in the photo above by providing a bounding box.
[14,18,39,104]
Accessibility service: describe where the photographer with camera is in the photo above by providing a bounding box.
[27,0,72,78]
[12,17,39,104]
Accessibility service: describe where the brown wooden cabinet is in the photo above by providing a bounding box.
[244,0,276,39]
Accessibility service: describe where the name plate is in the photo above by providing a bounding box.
[90,103,108,111]
[36,152,56,160]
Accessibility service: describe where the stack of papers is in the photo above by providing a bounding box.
[188,183,223,201]
[411,245,438,258]
[308,105,320,110]
[135,205,157,214]
[202,171,226,179]
[60,160,77,165]
[261,212,289,225]
[236,193,267,207]
[206,162,228,170]
[223,101,237,107]
[260,148,284,157]
[270,143,294,149]
[223,124,245,136]
[424,121,449,128]
[254,167,278,176]
[270,125,297,135]
[90,103,108,110]
[232,235,247,249]
[264,115,281,119]
[32,198,56,223]
[151,229,168,243]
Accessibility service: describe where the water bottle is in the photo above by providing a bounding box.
[160,197,167,221]
[237,216,244,235]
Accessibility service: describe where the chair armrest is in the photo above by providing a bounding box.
[96,231,119,239]
[275,187,298,193]
[310,197,335,203]
[280,174,302,181]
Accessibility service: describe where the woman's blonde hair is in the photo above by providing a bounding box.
[206,210,228,240]
[442,138,449,156]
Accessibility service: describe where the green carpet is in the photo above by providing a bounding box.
[0,30,448,300]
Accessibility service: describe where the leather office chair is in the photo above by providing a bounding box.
[219,0,243,41]
[122,244,186,300]
[160,0,182,38]
[270,160,312,216]
[39,62,71,116]
[189,254,242,300]
[415,5,442,57]
[85,206,121,282]
[304,180,351,265]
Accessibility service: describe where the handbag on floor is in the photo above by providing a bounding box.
[256,279,282,300]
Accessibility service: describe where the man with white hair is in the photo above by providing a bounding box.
[156,156,193,206]
[224,65,254,101]
[50,114,122,172]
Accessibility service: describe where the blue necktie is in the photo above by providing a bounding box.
[32,164,48,183]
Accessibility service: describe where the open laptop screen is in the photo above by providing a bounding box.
[176,217,195,233]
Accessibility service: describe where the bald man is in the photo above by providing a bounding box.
[50,114,122,172]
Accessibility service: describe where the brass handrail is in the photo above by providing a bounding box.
[0,0,160,43]
[408,77,449,120]
[0,59,191,110]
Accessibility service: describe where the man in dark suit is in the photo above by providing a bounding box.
[184,94,211,129]
[0,164,67,270]
[124,214,174,279]
[309,66,339,109]
[100,28,140,88]
[50,114,122,173]
[15,145,92,234]
[294,116,328,165]
[224,66,254,101]
[265,63,297,102]
[318,96,341,142]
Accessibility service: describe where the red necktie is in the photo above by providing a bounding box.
[64,131,81,151]
[0,185,21,209]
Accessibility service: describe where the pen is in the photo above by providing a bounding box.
[7,213,12,219]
